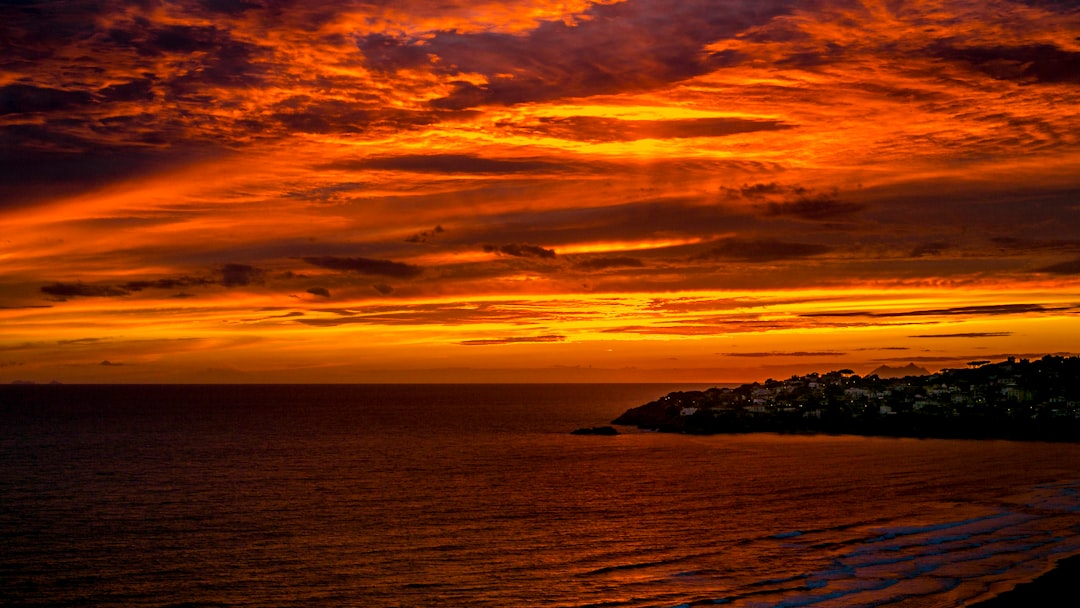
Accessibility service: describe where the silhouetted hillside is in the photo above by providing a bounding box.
[614,355,1080,441]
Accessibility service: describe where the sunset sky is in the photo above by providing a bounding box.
[2,0,1079,383]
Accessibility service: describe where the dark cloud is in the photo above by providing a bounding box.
[695,237,833,262]
[0,140,223,210]
[805,303,1070,318]
[851,81,950,104]
[934,43,1080,85]
[574,257,645,271]
[295,317,366,327]
[269,102,470,136]
[499,116,792,142]
[220,263,265,287]
[42,269,263,300]
[773,45,850,71]
[1036,258,1080,275]
[719,351,846,357]
[872,355,959,363]
[759,194,865,221]
[285,181,367,204]
[138,24,266,94]
[99,360,123,366]
[1012,0,1080,10]
[298,300,590,328]
[121,276,214,291]
[58,337,106,345]
[322,154,567,174]
[148,24,227,54]
[646,296,781,313]
[302,256,423,278]
[728,182,787,199]
[189,0,265,14]
[454,192,753,252]
[98,77,157,103]
[723,183,864,222]
[601,322,793,336]
[243,311,305,322]
[357,33,432,71]
[459,335,566,346]
[991,237,1080,252]
[1,0,99,52]
[405,224,445,243]
[270,108,357,134]
[67,215,186,230]
[909,332,1013,339]
[359,0,796,108]
[914,304,1071,317]
[41,282,129,298]
[372,283,394,295]
[484,243,557,259]
[910,242,951,257]
[0,3,270,176]
[0,84,93,115]
[306,287,331,298]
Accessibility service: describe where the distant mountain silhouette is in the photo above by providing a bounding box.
[868,363,931,378]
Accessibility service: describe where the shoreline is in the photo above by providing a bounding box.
[967,553,1080,607]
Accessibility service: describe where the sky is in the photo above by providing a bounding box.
[2,0,1079,383]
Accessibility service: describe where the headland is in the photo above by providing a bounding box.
[613,355,1080,441]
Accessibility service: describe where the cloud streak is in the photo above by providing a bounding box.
[41,283,130,298]
[805,303,1074,318]
[909,332,1014,339]
[459,335,566,346]
[696,238,833,262]
[484,244,557,259]
[499,116,793,142]
[719,351,846,357]
[301,256,423,278]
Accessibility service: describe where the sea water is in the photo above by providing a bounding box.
[2,384,1080,607]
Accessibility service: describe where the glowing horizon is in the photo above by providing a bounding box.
[2,0,1079,383]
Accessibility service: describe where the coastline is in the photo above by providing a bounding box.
[967,554,1080,607]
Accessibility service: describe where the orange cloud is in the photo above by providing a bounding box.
[1,0,1078,382]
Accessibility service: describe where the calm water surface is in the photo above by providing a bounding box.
[3,384,1080,607]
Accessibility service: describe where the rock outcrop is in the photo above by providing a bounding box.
[570,425,619,436]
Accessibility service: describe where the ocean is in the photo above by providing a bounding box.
[2,384,1080,607]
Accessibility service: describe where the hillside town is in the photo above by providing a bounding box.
[613,355,1080,441]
